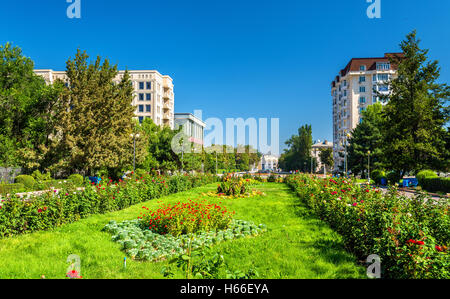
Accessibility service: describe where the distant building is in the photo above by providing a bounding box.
[311,140,333,173]
[34,69,175,129]
[258,154,279,171]
[174,113,206,146]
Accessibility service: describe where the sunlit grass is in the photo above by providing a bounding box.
[0,183,365,279]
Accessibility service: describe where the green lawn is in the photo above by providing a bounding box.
[0,183,365,279]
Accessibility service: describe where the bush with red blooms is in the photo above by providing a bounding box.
[285,174,449,279]
[140,199,234,236]
[0,173,218,238]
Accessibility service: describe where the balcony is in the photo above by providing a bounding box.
[163,78,174,90]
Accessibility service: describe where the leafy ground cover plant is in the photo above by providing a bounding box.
[285,174,449,279]
[103,218,267,262]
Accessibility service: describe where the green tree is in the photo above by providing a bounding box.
[319,147,334,172]
[139,117,180,172]
[381,31,450,176]
[49,49,137,176]
[348,103,384,176]
[0,43,61,171]
[279,124,313,172]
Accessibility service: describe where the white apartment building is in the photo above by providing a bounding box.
[174,113,206,146]
[34,69,175,129]
[331,53,402,173]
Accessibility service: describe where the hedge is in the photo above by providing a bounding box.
[416,170,438,185]
[0,183,25,195]
[0,173,219,238]
[68,174,84,186]
[421,177,450,193]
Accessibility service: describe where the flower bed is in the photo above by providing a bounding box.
[103,219,267,262]
[139,199,234,236]
[0,173,219,238]
[210,176,264,199]
[285,174,449,279]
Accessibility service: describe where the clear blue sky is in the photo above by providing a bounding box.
[1,0,450,153]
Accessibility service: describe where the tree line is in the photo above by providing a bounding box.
[0,44,260,179]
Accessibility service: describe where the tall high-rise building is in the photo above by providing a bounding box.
[331,53,402,172]
[34,69,175,129]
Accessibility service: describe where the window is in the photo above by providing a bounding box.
[146,93,151,101]
[343,80,347,86]
[138,116,144,123]
[359,97,366,104]
[343,90,347,97]
[373,96,378,102]
[360,65,366,71]
[359,107,366,113]
[146,105,151,112]
[139,93,144,101]
[139,82,144,90]
[359,86,366,93]
[139,105,144,112]
[146,82,151,90]
[359,76,366,83]
[378,74,389,81]
[377,63,390,70]
[379,85,389,92]
[359,118,364,124]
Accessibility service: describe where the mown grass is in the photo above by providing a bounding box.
[0,183,365,279]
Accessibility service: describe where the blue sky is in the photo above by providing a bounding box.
[1,0,450,153]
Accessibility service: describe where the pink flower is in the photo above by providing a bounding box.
[352,203,357,206]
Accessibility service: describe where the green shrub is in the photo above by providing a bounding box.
[134,168,148,178]
[0,183,25,195]
[386,171,402,185]
[267,174,277,182]
[421,177,450,193]
[371,169,386,185]
[15,175,36,190]
[31,170,51,182]
[68,174,84,186]
[416,170,438,185]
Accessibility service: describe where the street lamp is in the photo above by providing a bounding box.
[130,133,140,172]
[344,132,351,177]
[367,150,371,184]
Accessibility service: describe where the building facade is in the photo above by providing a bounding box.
[311,140,333,173]
[34,69,175,129]
[258,154,279,171]
[331,53,401,172]
[174,113,206,147]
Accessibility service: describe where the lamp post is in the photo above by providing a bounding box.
[130,133,140,172]
[344,132,351,177]
[215,151,218,175]
[367,150,371,184]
